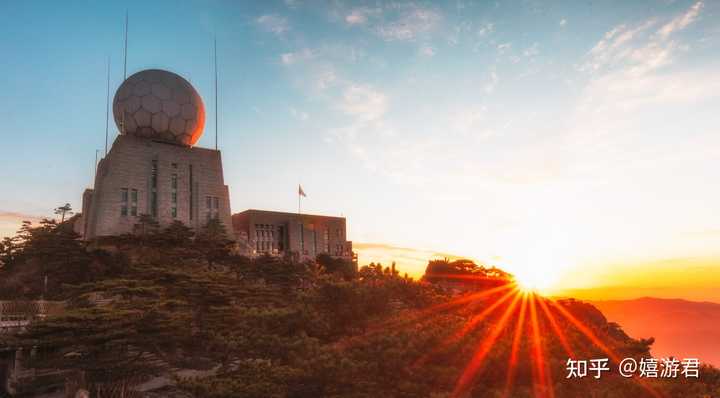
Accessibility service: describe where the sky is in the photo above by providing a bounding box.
[1,0,720,301]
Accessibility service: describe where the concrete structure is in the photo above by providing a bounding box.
[1,301,66,396]
[80,69,231,238]
[232,210,353,261]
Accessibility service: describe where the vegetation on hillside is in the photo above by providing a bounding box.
[1,218,719,397]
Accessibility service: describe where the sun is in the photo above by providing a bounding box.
[513,268,557,294]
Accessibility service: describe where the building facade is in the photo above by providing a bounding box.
[79,69,232,239]
[81,134,232,238]
[232,209,352,261]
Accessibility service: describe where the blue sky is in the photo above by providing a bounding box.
[2,0,720,294]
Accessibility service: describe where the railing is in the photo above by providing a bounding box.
[0,300,65,334]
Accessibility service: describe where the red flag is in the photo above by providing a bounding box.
[298,184,307,197]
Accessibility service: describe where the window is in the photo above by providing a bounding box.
[171,162,178,169]
[120,188,128,216]
[150,192,157,217]
[278,226,285,251]
[170,173,177,219]
[324,229,330,253]
[150,160,158,217]
[131,189,138,216]
[189,165,194,220]
[205,196,220,219]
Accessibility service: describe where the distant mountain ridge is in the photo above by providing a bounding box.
[591,297,720,367]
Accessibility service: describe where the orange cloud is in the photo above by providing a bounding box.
[353,242,469,278]
[0,211,46,238]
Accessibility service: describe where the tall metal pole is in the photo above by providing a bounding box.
[123,11,128,80]
[214,36,218,151]
[94,149,100,181]
[105,56,110,156]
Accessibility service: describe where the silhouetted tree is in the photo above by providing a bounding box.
[316,253,355,280]
[54,203,73,222]
[195,218,233,270]
[159,220,194,247]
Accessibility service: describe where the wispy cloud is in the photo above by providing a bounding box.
[342,3,441,42]
[256,14,290,36]
[478,22,495,36]
[523,42,540,58]
[484,68,498,93]
[0,211,45,238]
[353,242,468,277]
[418,45,436,57]
[375,6,442,41]
[560,18,567,27]
[579,1,709,112]
[657,1,703,39]
[497,42,512,54]
[280,48,314,65]
[344,6,381,25]
[290,107,309,121]
[337,84,388,122]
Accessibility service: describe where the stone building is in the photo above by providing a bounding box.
[232,209,353,261]
[79,69,232,238]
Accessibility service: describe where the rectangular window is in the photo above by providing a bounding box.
[150,192,157,217]
[172,192,177,204]
[120,188,128,216]
[213,197,219,209]
[172,174,178,189]
[189,165,194,220]
[150,160,158,218]
[151,160,158,188]
[278,226,285,251]
[324,229,330,253]
[131,189,138,216]
[206,196,212,209]
[171,207,177,218]
[130,189,137,216]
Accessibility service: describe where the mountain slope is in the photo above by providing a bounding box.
[591,297,720,367]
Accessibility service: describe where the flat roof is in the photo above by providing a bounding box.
[233,209,346,221]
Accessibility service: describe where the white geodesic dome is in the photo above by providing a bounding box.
[113,69,205,147]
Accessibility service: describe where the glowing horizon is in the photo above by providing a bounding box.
[2,1,720,302]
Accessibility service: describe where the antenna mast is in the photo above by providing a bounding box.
[123,10,128,80]
[105,56,110,156]
[214,35,218,151]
